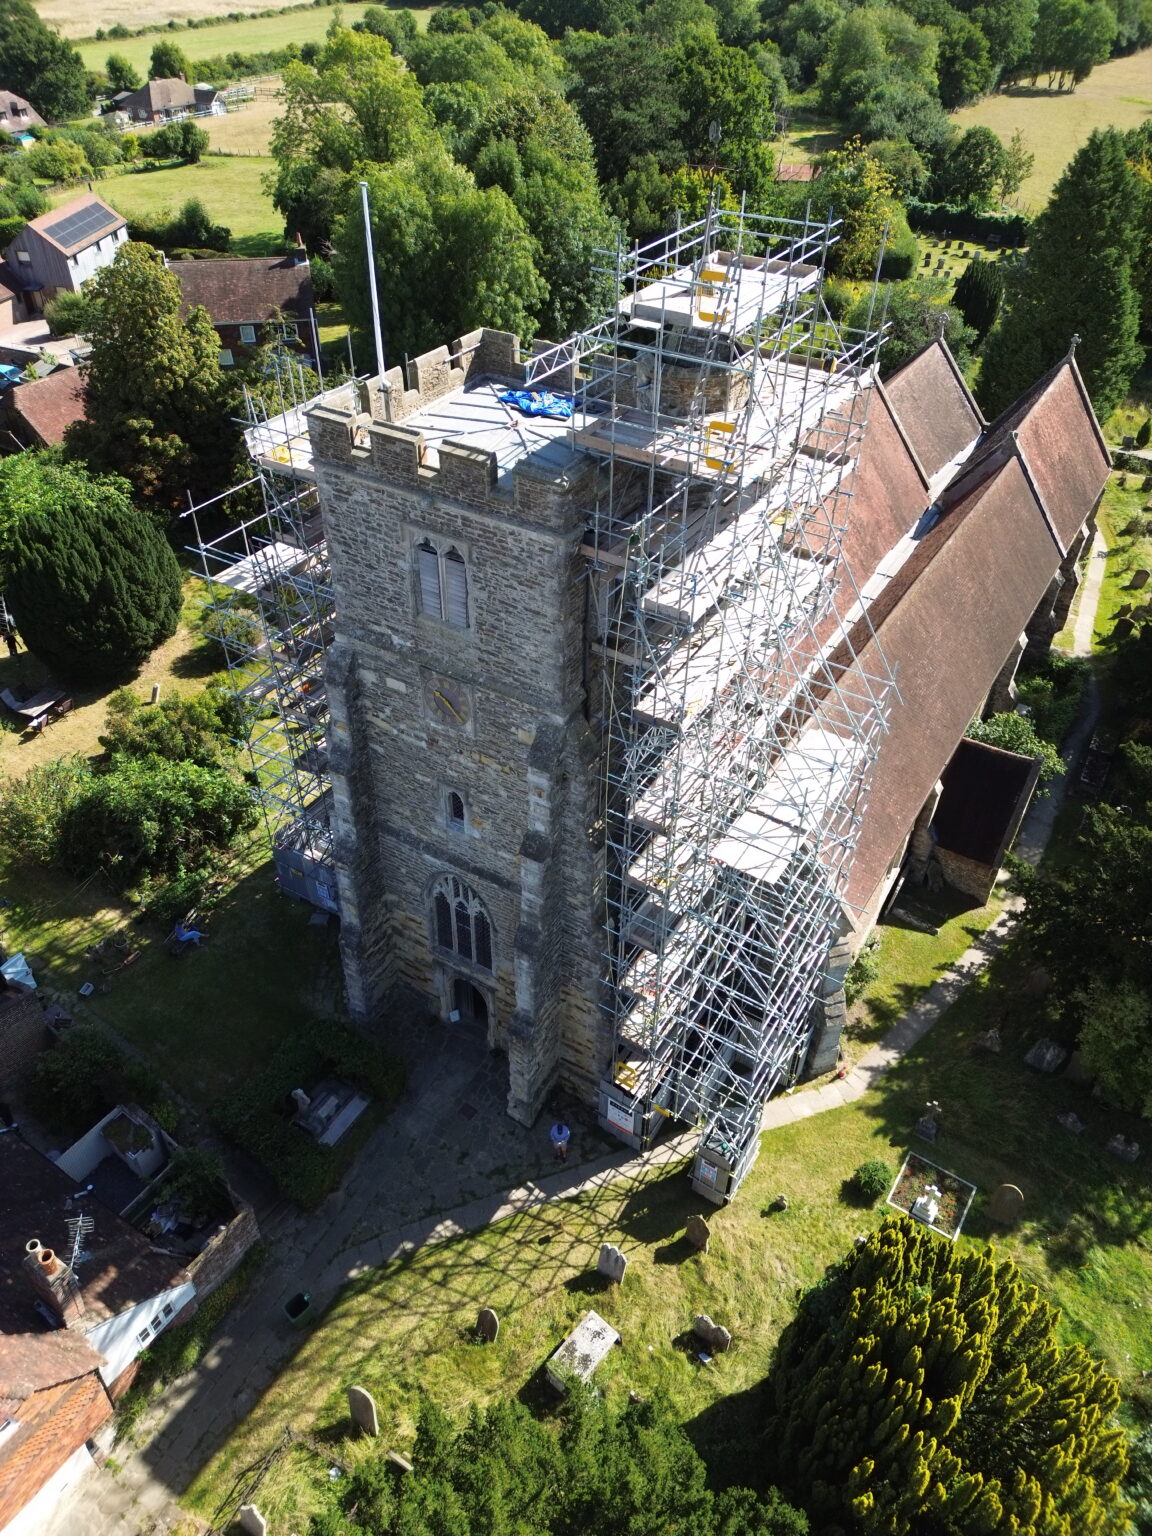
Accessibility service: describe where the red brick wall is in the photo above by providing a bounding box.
[104,1359,140,1402]
[0,1374,112,1528]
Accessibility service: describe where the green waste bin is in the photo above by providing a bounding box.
[284,1290,312,1328]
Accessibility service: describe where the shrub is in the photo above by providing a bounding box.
[98,684,245,769]
[24,139,90,185]
[43,290,99,338]
[141,119,209,165]
[216,1020,404,1207]
[904,198,1033,248]
[844,937,882,1005]
[967,711,1064,783]
[1137,416,1152,449]
[162,1146,230,1225]
[1015,652,1088,746]
[196,603,260,667]
[0,757,91,866]
[851,1157,892,1202]
[878,224,918,280]
[24,1025,175,1137]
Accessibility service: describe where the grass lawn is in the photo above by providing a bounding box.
[953,49,1152,211]
[845,884,1005,1057]
[912,233,1009,289]
[69,4,435,60]
[1089,473,1152,652]
[0,576,210,782]
[51,157,279,243]
[185,937,1152,1528]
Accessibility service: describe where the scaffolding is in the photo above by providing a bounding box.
[188,354,358,913]
[523,203,895,1197]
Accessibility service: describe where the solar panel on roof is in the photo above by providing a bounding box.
[42,203,119,250]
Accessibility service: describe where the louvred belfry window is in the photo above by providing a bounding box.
[416,539,469,629]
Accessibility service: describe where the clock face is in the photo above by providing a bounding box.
[424,675,472,729]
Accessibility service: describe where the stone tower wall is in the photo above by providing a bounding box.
[309,330,607,1122]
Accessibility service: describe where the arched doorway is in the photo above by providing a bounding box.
[451,978,489,1033]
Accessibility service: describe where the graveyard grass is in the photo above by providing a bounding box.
[186,946,1152,1531]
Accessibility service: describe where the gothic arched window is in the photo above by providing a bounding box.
[432,875,493,971]
[416,539,469,628]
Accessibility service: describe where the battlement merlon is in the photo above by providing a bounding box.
[305,328,595,532]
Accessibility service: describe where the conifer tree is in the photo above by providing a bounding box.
[951,255,1004,341]
[978,129,1144,420]
[761,1217,1130,1536]
[0,453,182,682]
[65,243,242,518]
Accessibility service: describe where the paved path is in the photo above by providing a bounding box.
[1071,529,1109,656]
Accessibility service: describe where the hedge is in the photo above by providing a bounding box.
[905,199,1033,249]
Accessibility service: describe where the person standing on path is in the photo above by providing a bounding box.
[550,1121,570,1161]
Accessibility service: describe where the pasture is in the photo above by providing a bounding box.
[954,48,1152,210]
[50,156,280,243]
[65,4,434,65]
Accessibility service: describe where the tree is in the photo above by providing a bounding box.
[320,1392,808,1536]
[932,126,1008,207]
[24,138,90,185]
[563,31,685,184]
[1078,979,1152,1116]
[936,10,995,106]
[762,1217,1130,1534]
[65,242,242,514]
[0,454,181,682]
[998,127,1036,201]
[847,278,975,376]
[43,288,100,339]
[0,0,90,122]
[143,118,209,164]
[149,39,190,80]
[810,139,902,278]
[978,129,1145,420]
[99,684,244,770]
[1028,0,1116,86]
[971,0,1037,83]
[951,255,1004,339]
[105,52,141,92]
[334,150,545,363]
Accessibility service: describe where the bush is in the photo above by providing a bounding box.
[43,290,99,338]
[851,1157,892,1202]
[904,198,1033,248]
[162,1146,230,1225]
[24,139,90,185]
[141,119,209,165]
[127,196,230,253]
[197,603,260,667]
[844,937,882,1005]
[1137,416,1152,449]
[0,757,91,866]
[57,757,256,888]
[24,1025,175,1137]
[878,225,918,281]
[967,711,1064,783]
[1015,652,1088,746]
[216,1020,404,1207]
[98,684,245,769]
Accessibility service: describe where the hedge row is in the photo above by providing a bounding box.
[905,199,1033,249]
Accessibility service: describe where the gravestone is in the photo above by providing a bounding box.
[693,1314,732,1354]
[476,1306,500,1342]
[987,1183,1024,1225]
[978,1027,1002,1053]
[1024,1038,1067,1073]
[348,1384,379,1437]
[914,1100,941,1141]
[238,1507,267,1536]
[1063,1049,1092,1084]
[1107,1133,1141,1162]
[598,1242,628,1284]
[1129,568,1150,590]
[1056,1110,1085,1135]
[685,1214,711,1253]
[546,1310,620,1391]
[387,1451,414,1473]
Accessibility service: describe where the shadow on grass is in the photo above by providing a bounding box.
[614,1163,711,1243]
[168,640,223,679]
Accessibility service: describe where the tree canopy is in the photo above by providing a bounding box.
[0,453,182,682]
[0,0,89,122]
[978,129,1145,421]
[65,242,242,515]
[761,1217,1130,1534]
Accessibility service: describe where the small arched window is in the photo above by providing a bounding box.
[447,790,466,826]
[432,875,492,971]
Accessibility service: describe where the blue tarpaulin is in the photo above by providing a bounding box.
[498,389,574,420]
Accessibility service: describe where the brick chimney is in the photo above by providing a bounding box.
[23,1238,86,1327]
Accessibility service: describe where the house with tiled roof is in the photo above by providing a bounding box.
[110,77,221,125]
[0,92,44,140]
[0,1330,112,1536]
[2,194,127,310]
[2,366,85,449]
[168,252,316,365]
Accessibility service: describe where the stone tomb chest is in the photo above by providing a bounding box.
[546,1309,621,1392]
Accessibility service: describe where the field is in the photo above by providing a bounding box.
[50,156,280,244]
[201,93,284,157]
[954,48,1152,210]
[65,4,434,64]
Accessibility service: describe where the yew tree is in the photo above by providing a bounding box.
[762,1217,1130,1535]
[0,453,181,681]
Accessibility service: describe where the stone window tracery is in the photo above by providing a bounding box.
[432,874,492,971]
